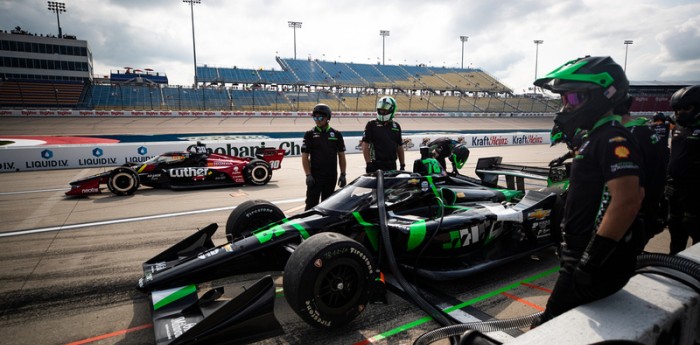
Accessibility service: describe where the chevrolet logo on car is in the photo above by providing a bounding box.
[527,208,551,220]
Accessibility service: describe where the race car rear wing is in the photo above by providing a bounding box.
[255,147,286,170]
[475,157,568,191]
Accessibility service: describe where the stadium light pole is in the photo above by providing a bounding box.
[47,1,66,38]
[183,0,201,88]
[460,36,469,69]
[288,21,302,60]
[624,40,633,72]
[380,30,390,65]
[533,40,543,93]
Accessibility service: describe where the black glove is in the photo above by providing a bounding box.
[338,173,347,188]
[400,164,406,171]
[574,234,618,286]
[305,174,315,187]
[549,156,565,167]
[365,162,375,173]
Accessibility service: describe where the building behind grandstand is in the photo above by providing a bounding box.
[0,29,694,114]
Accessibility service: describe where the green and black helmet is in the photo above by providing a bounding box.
[376,96,397,122]
[534,56,629,139]
[450,144,470,170]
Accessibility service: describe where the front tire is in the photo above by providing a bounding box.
[244,159,272,186]
[107,168,139,196]
[225,200,285,240]
[283,232,374,329]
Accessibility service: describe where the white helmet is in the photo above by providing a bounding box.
[376,96,397,122]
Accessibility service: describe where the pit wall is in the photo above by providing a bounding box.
[506,244,700,344]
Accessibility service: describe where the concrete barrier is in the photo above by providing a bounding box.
[506,244,700,344]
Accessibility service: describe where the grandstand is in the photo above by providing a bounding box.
[0,29,692,113]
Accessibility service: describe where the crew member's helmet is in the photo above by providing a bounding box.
[652,112,666,123]
[376,96,397,122]
[670,85,700,127]
[550,124,565,147]
[450,144,470,170]
[312,103,332,120]
[534,56,629,140]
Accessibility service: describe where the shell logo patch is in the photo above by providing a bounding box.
[614,145,630,158]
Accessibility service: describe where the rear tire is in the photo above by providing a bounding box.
[107,168,139,196]
[283,232,374,329]
[244,159,272,186]
[225,200,285,240]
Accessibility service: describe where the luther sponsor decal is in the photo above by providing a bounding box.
[169,167,210,178]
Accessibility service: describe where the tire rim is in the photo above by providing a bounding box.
[250,165,270,182]
[113,173,135,192]
[314,258,364,312]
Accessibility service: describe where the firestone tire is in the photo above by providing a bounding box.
[225,200,285,241]
[107,168,139,196]
[244,159,272,186]
[283,232,374,329]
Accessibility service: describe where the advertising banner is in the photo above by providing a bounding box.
[0,132,549,172]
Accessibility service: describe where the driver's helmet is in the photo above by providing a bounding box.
[450,144,470,170]
[534,56,629,140]
[376,96,397,122]
[670,85,700,127]
[312,103,332,120]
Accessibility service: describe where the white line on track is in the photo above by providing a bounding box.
[0,188,70,195]
[0,197,304,238]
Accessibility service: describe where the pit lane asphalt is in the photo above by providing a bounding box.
[0,117,675,345]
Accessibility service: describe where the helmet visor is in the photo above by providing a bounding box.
[377,108,392,115]
[312,115,327,121]
[561,91,589,110]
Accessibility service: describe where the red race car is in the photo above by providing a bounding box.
[65,142,285,196]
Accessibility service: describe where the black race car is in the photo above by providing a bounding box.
[66,142,285,196]
[136,156,569,345]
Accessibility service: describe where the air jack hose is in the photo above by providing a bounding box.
[375,171,457,330]
[413,252,700,345]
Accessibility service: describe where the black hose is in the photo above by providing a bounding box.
[413,252,700,345]
[375,170,456,329]
[413,312,543,345]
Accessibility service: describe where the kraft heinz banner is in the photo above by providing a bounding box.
[0,132,548,172]
[0,109,552,118]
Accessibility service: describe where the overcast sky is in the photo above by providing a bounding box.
[2,0,699,94]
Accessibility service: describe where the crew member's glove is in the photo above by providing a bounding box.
[400,164,406,171]
[305,174,315,187]
[365,162,375,173]
[338,173,347,188]
[574,234,618,287]
[549,156,566,167]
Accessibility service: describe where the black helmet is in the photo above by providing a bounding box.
[312,103,332,120]
[450,144,470,170]
[613,95,634,116]
[670,85,700,127]
[652,112,666,122]
[534,56,629,139]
